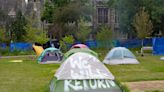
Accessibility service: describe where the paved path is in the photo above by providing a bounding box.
[123,81,164,92]
[0,55,36,59]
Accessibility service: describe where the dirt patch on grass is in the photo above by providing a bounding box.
[123,81,164,92]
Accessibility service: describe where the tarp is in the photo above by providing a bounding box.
[153,37,164,55]
[10,42,32,51]
[64,48,98,60]
[103,47,139,65]
[55,52,114,80]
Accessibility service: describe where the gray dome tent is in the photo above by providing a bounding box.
[50,52,122,92]
[103,47,139,65]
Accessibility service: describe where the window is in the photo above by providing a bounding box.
[97,8,108,24]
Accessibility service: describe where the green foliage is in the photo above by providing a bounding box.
[24,24,49,44]
[75,17,91,42]
[52,0,70,7]
[0,27,9,42]
[41,0,54,23]
[41,0,71,23]
[115,0,164,36]
[96,26,113,48]
[60,35,74,52]
[0,9,7,26]
[96,26,113,41]
[10,10,27,41]
[133,8,153,39]
[115,0,142,35]
[52,0,91,39]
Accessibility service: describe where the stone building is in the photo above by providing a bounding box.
[92,0,126,39]
[0,0,44,28]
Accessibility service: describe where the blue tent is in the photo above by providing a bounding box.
[38,47,63,64]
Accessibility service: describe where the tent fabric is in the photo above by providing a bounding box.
[32,45,44,56]
[55,52,114,80]
[50,77,122,92]
[64,48,98,60]
[37,47,63,64]
[71,44,89,49]
[103,47,139,65]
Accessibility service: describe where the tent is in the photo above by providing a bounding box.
[71,44,88,49]
[37,47,63,64]
[32,45,44,56]
[64,48,98,60]
[50,52,122,92]
[103,47,139,65]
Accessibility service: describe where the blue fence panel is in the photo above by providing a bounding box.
[0,43,7,49]
[85,40,97,48]
[153,37,164,55]
[10,42,32,51]
[143,38,152,46]
[66,38,153,49]
[119,39,142,48]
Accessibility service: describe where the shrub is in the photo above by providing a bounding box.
[60,35,74,52]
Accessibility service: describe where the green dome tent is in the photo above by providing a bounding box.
[50,52,122,92]
[37,47,63,64]
[63,48,98,60]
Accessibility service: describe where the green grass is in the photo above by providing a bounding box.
[0,49,164,92]
[0,59,60,92]
[105,55,164,82]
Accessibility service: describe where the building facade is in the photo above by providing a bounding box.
[0,0,44,28]
[92,0,126,39]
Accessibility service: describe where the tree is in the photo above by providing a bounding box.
[96,26,113,48]
[0,27,9,42]
[114,0,164,37]
[24,24,49,44]
[10,10,27,41]
[133,7,153,39]
[41,0,71,23]
[41,0,54,23]
[97,25,113,41]
[42,0,92,39]
[0,9,7,26]
[115,0,142,37]
[60,35,74,52]
[75,17,91,42]
[142,0,164,36]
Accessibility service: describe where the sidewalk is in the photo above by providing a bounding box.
[123,80,164,92]
[0,55,37,59]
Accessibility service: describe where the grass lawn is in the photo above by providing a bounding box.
[0,49,164,92]
[0,58,60,92]
[106,55,164,82]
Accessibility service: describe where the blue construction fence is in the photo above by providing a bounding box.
[2,37,164,55]
[84,38,152,49]
[152,37,164,55]
[0,42,32,52]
